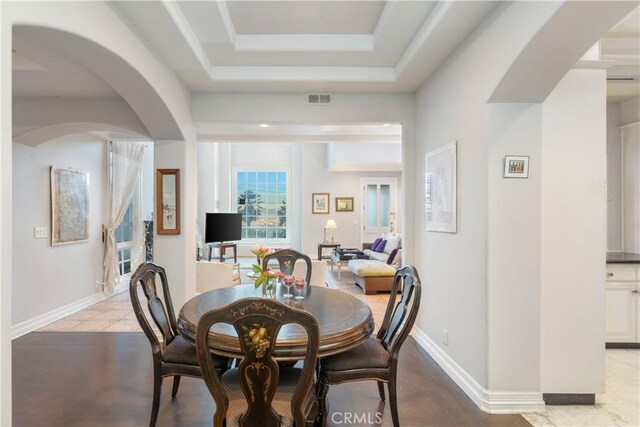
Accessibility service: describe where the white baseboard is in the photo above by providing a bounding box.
[11,284,129,340]
[411,327,545,414]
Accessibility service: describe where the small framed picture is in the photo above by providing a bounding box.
[335,197,354,212]
[504,156,530,178]
[312,193,330,214]
[157,169,181,235]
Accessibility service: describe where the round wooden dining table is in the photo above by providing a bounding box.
[177,284,374,361]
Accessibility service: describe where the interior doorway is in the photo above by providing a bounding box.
[360,177,398,244]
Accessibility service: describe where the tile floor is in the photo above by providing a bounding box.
[35,258,639,427]
[36,258,390,333]
[523,348,640,427]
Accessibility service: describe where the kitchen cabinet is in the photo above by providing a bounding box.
[605,265,640,343]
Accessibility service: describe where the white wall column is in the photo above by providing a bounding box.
[486,104,542,399]
[541,68,608,394]
[0,3,12,423]
[154,127,198,306]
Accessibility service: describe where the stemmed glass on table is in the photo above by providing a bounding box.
[283,275,294,298]
[294,277,306,300]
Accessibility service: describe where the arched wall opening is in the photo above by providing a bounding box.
[411,0,637,413]
[13,25,185,142]
[2,3,197,422]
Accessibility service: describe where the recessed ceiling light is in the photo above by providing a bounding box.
[258,123,270,128]
[382,123,391,127]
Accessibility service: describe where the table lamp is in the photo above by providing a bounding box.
[324,219,337,243]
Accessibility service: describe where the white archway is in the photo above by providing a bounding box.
[1,3,197,423]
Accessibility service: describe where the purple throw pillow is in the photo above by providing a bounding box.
[371,238,382,250]
[386,248,399,264]
[374,239,387,253]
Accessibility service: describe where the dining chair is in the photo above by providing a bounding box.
[317,265,422,427]
[263,249,313,285]
[196,297,320,427]
[130,262,230,427]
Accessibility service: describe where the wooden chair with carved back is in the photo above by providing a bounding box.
[130,262,229,427]
[196,297,320,427]
[263,249,312,285]
[317,265,422,427]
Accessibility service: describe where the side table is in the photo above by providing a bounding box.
[317,242,340,261]
[207,242,238,263]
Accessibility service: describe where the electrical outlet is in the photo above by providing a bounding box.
[95,281,102,290]
[34,226,48,239]
[442,329,449,346]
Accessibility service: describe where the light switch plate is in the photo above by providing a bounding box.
[34,226,48,239]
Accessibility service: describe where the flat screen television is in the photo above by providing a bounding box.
[205,213,242,243]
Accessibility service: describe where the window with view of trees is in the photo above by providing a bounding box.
[236,171,287,240]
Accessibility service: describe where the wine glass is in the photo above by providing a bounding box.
[283,275,294,298]
[294,277,306,300]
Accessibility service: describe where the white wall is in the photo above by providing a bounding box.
[12,135,108,326]
[141,143,155,222]
[197,142,401,257]
[540,69,607,393]
[606,97,640,253]
[328,142,402,171]
[192,92,415,264]
[412,1,614,404]
[607,103,623,251]
[0,4,12,422]
[412,1,562,390]
[622,122,640,254]
[486,104,542,392]
[620,97,640,126]
[301,143,401,255]
[154,134,198,306]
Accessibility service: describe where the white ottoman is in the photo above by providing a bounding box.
[348,259,396,295]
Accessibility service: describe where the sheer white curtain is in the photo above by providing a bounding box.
[103,141,145,295]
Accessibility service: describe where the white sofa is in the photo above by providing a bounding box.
[196,261,241,293]
[362,233,402,266]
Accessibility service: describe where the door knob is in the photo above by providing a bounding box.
[632,290,639,294]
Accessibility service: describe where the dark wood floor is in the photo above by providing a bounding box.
[13,332,531,427]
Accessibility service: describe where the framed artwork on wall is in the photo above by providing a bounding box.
[51,166,90,246]
[503,155,530,178]
[425,141,457,233]
[156,169,181,235]
[335,197,354,212]
[312,193,330,214]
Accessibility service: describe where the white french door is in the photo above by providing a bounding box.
[361,177,398,244]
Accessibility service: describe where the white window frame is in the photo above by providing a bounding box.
[231,167,292,245]
[115,181,141,281]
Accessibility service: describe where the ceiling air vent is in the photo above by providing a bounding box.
[307,94,331,105]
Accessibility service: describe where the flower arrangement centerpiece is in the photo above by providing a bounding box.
[252,264,283,298]
[251,243,275,265]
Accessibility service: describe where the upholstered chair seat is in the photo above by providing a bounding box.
[163,335,229,369]
[220,367,316,427]
[321,337,389,371]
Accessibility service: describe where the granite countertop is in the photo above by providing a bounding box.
[607,252,640,264]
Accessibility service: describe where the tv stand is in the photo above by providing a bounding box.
[207,242,238,263]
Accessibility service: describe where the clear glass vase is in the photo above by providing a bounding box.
[262,279,276,298]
